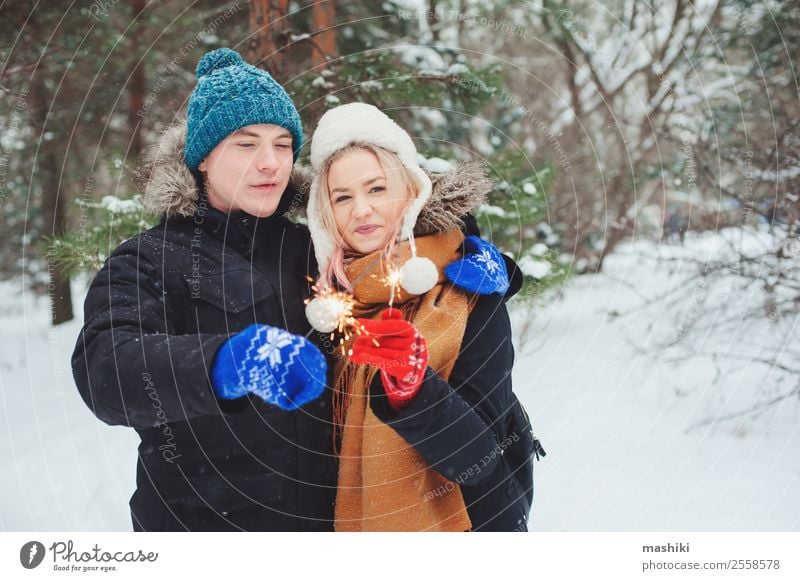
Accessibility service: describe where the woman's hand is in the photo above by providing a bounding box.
[351,309,428,409]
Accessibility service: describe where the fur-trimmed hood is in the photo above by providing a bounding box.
[414,161,492,237]
[140,121,493,232]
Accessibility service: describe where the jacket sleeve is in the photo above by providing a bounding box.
[71,239,234,429]
[369,292,514,486]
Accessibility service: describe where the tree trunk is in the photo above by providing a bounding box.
[428,0,440,42]
[127,0,146,161]
[596,174,634,272]
[248,0,291,80]
[30,68,73,325]
[310,0,336,69]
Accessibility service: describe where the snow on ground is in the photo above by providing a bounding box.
[0,276,137,531]
[1,229,797,531]
[520,229,799,531]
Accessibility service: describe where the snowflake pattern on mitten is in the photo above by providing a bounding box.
[402,333,427,385]
[239,326,308,402]
[381,331,428,409]
[473,246,503,275]
[211,323,327,411]
[444,235,510,295]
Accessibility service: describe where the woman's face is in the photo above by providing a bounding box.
[327,149,410,255]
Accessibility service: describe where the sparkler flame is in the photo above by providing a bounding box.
[384,264,403,308]
[305,282,366,355]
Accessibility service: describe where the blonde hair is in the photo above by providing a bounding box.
[316,143,419,291]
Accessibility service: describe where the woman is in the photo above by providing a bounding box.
[306,103,541,531]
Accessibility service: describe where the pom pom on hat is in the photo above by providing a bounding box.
[196,48,244,78]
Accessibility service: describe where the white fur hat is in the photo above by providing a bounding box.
[307,103,433,277]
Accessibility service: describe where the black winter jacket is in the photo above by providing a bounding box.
[72,124,336,531]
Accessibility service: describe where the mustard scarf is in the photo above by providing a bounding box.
[333,229,475,531]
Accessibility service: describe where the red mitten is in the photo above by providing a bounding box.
[351,309,428,409]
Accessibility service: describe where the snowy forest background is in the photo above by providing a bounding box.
[0,0,797,531]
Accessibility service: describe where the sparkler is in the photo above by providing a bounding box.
[304,281,369,356]
[304,250,437,356]
[384,264,403,308]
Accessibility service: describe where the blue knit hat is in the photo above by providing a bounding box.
[184,48,303,171]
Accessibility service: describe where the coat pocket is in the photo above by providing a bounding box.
[183,268,275,314]
[182,269,277,332]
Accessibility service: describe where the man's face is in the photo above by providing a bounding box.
[198,124,294,217]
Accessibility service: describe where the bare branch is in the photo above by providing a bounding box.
[687,378,800,431]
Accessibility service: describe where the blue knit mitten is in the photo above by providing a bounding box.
[444,236,510,295]
[211,324,327,411]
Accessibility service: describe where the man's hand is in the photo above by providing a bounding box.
[211,324,327,411]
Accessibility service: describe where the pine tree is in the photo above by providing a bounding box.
[39,1,561,302]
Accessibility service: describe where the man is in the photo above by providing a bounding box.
[72,48,336,531]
